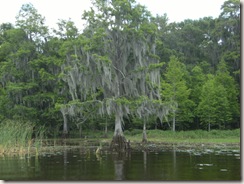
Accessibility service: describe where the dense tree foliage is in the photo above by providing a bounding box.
[0,0,240,140]
[161,56,194,131]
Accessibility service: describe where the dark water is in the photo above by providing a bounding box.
[0,148,240,181]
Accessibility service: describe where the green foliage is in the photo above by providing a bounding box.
[215,59,239,119]
[161,56,194,130]
[0,0,240,140]
[190,65,206,103]
[197,59,239,130]
[197,74,231,129]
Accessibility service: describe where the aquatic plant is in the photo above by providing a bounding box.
[0,119,45,155]
[0,120,32,153]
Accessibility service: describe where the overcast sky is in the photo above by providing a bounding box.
[0,0,239,30]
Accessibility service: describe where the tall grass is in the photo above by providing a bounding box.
[0,120,45,155]
[33,125,46,156]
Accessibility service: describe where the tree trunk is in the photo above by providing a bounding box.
[172,111,176,132]
[114,112,123,136]
[104,117,108,138]
[62,113,69,138]
[79,124,82,138]
[142,120,147,143]
[110,112,129,152]
[208,123,211,131]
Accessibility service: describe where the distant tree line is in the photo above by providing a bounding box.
[0,0,240,139]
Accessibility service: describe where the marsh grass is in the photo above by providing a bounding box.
[33,125,46,156]
[0,120,46,155]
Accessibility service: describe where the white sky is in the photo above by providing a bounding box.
[0,0,240,30]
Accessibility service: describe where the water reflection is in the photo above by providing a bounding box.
[0,154,41,180]
[143,151,147,174]
[173,146,176,176]
[113,152,129,180]
[0,149,240,180]
[63,149,67,180]
[114,160,124,180]
[95,152,102,161]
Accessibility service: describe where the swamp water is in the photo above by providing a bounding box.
[0,147,240,181]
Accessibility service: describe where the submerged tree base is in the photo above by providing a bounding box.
[62,132,69,139]
[110,135,131,152]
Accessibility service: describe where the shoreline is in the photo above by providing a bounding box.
[0,139,240,156]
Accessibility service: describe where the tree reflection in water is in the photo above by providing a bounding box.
[113,152,131,180]
[143,151,147,175]
[114,160,124,180]
[63,149,67,180]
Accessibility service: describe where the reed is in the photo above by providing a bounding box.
[0,120,45,155]
[33,125,46,156]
